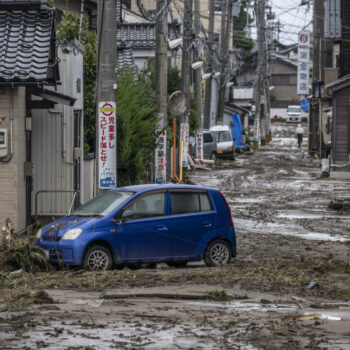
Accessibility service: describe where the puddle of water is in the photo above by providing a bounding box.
[276,210,350,220]
[179,300,297,313]
[235,218,349,242]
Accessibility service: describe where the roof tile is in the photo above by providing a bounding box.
[0,8,57,83]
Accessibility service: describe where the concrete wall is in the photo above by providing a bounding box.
[0,87,26,232]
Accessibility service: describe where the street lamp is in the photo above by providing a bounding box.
[192,61,203,70]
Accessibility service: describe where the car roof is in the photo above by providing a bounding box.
[210,125,230,131]
[114,184,216,193]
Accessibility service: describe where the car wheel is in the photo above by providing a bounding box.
[83,245,113,271]
[166,261,188,268]
[210,152,217,163]
[204,239,232,267]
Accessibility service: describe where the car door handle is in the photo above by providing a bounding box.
[203,222,213,228]
[157,225,168,231]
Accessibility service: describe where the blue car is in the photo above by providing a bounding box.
[35,184,236,270]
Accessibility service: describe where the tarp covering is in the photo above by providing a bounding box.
[300,99,309,113]
[232,114,245,148]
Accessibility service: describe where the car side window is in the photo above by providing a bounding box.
[199,193,212,212]
[170,192,212,215]
[203,133,213,143]
[121,192,165,221]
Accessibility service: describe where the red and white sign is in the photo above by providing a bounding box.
[98,102,116,189]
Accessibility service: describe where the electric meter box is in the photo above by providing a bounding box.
[0,128,8,158]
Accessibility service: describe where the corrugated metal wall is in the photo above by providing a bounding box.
[31,47,84,216]
[332,88,350,162]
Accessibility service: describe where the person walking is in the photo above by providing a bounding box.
[295,123,305,148]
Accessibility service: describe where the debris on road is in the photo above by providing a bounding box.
[306,281,320,290]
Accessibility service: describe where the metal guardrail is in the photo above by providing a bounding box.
[34,190,79,221]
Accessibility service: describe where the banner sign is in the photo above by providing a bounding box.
[98,101,116,189]
[253,119,260,142]
[195,132,203,161]
[297,31,310,95]
[155,130,167,184]
[180,123,189,167]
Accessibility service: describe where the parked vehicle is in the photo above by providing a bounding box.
[35,184,236,270]
[286,105,302,123]
[209,125,235,159]
[203,131,218,161]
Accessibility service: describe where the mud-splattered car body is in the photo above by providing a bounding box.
[35,184,236,269]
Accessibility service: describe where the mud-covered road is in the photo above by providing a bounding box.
[1,123,350,350]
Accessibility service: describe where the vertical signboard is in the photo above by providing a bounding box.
[297,31,310,95]
[195,132,203,161]
[155,130,167,184]
[180,123,189,167]
[98,102,116,189]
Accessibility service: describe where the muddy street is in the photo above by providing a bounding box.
[0,123,350,350]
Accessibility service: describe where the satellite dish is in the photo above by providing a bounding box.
[168,91,188,116]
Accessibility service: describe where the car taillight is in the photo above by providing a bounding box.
[219,191,234,227]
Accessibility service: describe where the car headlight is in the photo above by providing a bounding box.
[62,229,82,240]
[36,228,43,239]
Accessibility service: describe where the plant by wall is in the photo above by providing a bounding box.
[116,69,158,185]
[56,11,97,153]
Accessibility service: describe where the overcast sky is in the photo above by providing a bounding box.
[250,0,313,44]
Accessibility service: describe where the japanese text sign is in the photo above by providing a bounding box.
[297,31,310,95]
[155,130,167,184]
[98,101,116,189]
[180,123,189,168]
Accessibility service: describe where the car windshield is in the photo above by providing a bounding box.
[71,190,134,217]
[212,131,232,142]
[288,107,301,113]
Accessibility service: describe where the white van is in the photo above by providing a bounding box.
[209,125,235,159]
[286,105,302,123]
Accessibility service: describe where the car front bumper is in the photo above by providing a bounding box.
[36,239,83,265]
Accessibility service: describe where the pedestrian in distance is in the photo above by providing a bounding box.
[295,123,305,148]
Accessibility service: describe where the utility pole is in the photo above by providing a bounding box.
[95,0,117,194]
[154,0,168,183]
[155,0,168,131]
[194,0,202,128]
[180,0,193,125]
[309,0,324,155]
[217,0,233,124]
[203,0,214,130]
[253,0,265,149]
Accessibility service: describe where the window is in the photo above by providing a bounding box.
[122,192,165,220]
[199,193,212,212]
[324,40,333,68]
[212,131,232,142]
[203,133,213,143]
[287,106,301,113]
[170,192,212,215]
[72,191,134,217]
